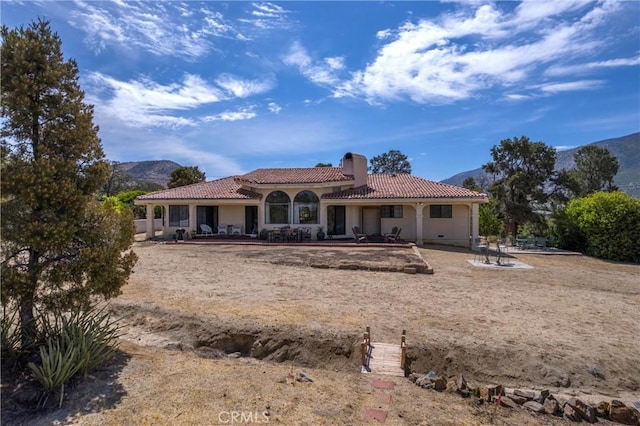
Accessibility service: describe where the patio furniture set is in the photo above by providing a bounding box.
[266,227,313,243]
[352,226,402,244]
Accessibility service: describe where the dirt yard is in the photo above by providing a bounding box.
[8,242,640,425]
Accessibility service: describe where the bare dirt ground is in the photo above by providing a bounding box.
[6,242,640,425]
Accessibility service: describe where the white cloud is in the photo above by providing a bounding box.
[334,1,623,104]
[283,42,346,85]
[504,93,531,101]
[86,72,226,128]
[240,2,293,30]
[68,1,242,59]
[202,107,257,122]
[537,80,604,93]
[268,102,282,113]
[545,56,640,76]
[215,74,275,98]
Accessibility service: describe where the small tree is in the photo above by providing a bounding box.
[1,20,137,348]
[167,166,206,188]
[483,136,556,236]
[557,145,619,200]
[369,150,412,174]
[315,162,333,167]
[555,191,640,262]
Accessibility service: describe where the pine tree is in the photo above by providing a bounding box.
[1,20,137,348]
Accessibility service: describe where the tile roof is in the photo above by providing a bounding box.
[135,177,261,201]
[135,170,486,202]
[322,173,486,200]
[235,167,353,185]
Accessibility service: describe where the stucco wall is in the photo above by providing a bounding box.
[134,218,163,234]
[422,204,470,246]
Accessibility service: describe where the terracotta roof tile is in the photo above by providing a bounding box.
[135,170,486,202]
[322,173,486,199]
[135,177,261,201]
[236,167,353,185]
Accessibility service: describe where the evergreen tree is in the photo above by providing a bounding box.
[369,150,412,174]
[1,20,137,348]
[482,136,556,236]
[167,166,206,188]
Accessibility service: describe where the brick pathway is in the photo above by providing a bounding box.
[363,379,395,423]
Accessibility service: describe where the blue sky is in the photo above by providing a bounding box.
[3,1,639,182]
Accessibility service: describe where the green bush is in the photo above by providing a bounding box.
[28,306,121,407]
[555,191,640,262]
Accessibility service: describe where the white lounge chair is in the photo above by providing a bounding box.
[217,225,227,235]
[231,225,242,235]
[200,224,213,236]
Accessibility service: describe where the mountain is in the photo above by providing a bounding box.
[441,132,640,198]
[116,160,182,188]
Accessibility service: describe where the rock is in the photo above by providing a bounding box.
[610,400,640,425]
[403,266,417,274]
[409,373,423,383]
[514,389,536,401]
[433,377,447,392]
[595,401,609,418]
[13,385,40,404]
[540,389,550,400]
[415,377,429,387]
[425,371,439,381]
[557,374,571,388]
[543,398,559,415]
[227,352,242,358]
[507,394,528,405]
[564,404,581,422]
[298,372,314,382]
[523,401,545,413]
[498,396,519,409]
[588,365,605,379]
[571,398,596,423]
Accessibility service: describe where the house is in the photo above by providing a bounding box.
[134,152,488,247]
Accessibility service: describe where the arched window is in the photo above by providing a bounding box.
[265,191,290,224]
[293,191,319,224]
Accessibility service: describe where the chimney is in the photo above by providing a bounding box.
[342,152,368,187]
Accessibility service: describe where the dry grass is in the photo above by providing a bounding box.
[12,242,639,425]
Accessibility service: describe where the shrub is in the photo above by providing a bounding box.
[555,191,640,262]
[1,304,23,364]
[28,306,121,407]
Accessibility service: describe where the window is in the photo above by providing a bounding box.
[266,191,290,224]
[430,205,453,218]
[381,205,403,218]
[293,191,319,224]
[169,205,189,227]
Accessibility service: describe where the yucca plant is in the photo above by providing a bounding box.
[28,337,82,408]
[28,305,121,407]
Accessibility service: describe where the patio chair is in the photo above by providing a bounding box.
[301,227,312,242]
[217,225,227,235]
[352,226,368,243]
[200,224,213,236]
[473,238,490,263]
[231,225,242,235]
[385,227,402,243]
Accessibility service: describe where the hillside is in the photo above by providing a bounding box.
[441,132,640,198]
[116,160,182,189]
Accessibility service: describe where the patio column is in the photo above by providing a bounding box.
[189,204,197,233]
[415,203,425,246]
[145,204,154,240]
[471,203,480,249]
[162,204,170,235]
[319,201,327,231]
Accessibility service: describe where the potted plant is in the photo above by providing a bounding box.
[316,226,325,241]
[259,228,268,240]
